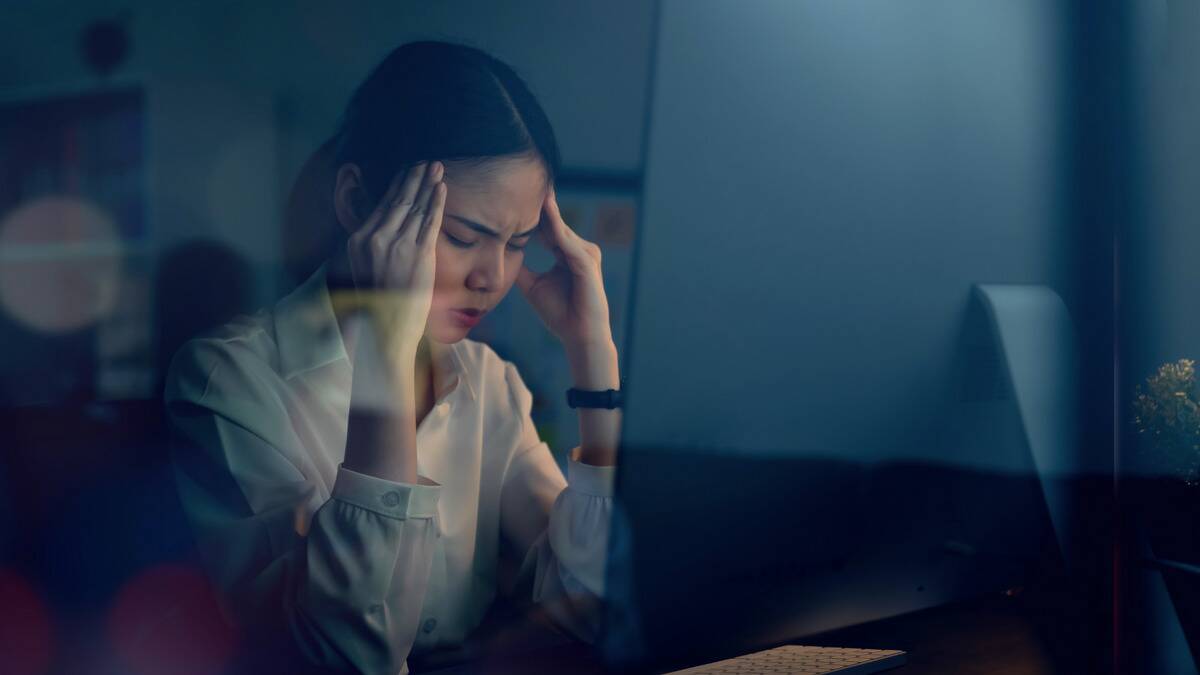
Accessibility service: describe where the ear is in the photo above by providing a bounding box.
[333,163,370,235]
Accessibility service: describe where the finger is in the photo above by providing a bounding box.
[546,186,602,265]
[399,162,443,241]
[538,225,576,272]
[552,236,598,276]
[537,216,563,256]
[538,190,570,250]
[544,186,582,241]
[540,190,594,272]
[538,231,571,270]
[534,187,583,271]
[545,185,565,223]
[545,188,589,251]
[351,171,405,242]
[417,181,447,248]
[515,264,538,295]
[373,161,430,242]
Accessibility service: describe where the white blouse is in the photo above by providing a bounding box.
[164,265,615,675]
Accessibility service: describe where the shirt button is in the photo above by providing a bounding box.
[381,491,401,507]
[422,618,437,634]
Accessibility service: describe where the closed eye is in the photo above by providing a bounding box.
[444,232,476,248]
[445,230,529,252]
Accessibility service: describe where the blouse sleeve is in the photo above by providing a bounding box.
[165,339,439,675]
[497,361,615,641]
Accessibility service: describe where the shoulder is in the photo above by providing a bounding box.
[164,310,283,411]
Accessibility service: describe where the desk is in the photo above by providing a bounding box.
[415,590,1080,674]
[807,593,1059,674]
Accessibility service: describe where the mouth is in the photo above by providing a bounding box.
[448,307,487,328]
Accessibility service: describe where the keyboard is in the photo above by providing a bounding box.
[665,645,907,674]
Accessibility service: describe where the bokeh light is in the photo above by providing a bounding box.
[0,196,122,333]
[107,564,235,675]
[0,568,54,675]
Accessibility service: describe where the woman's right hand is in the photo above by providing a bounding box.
[342,161,446,365]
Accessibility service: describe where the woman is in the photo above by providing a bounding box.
[165,41,620,674]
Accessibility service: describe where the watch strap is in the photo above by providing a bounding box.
[566,384,624,409]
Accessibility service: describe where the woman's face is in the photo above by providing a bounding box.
[425,156,548,344]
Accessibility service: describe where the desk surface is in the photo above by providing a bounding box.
[808,593,1057,674]
[415,591,1076,674]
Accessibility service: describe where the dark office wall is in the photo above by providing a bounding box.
[0,0,656,303]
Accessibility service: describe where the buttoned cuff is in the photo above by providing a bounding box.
[566,447,616,498]
[333,465,442,519]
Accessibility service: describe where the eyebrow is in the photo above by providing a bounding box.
[446,214,539,239]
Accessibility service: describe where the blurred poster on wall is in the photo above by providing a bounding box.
[0,87,150,404]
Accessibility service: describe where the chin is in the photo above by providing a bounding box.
[430,332,469,345]
[427,320,471,345]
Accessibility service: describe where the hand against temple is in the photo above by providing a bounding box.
[516,186,614,353]
[338,161,446,367]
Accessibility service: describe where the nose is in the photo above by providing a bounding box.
[465,246,504,293]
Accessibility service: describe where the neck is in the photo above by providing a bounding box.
[414,339,436,416]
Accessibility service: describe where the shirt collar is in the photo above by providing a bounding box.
[435,341,477,403]
[274,264,478,402]
[274,264,347,380]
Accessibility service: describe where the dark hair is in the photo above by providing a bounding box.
[334,41,561,201]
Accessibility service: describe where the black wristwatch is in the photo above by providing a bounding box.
[566,380,625,409]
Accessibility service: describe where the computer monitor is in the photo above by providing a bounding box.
[598,1,1073,670]
[598,284,1069,671]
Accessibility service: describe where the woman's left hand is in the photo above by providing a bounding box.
[521,188,621,465]
[516,187,615,356]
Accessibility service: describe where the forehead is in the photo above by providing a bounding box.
[443,157,547,233]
